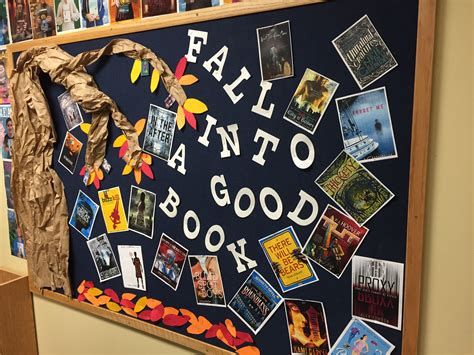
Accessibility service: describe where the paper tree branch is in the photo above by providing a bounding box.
[9,39,187,296]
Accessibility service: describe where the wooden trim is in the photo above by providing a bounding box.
[29,281,234,355]
[402,0,437,354]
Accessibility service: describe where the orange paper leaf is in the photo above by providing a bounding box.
[122,307,138,318]
[134,118,147,136]
[146,298,162,309]
[236,346,260,355]
[122,293,137,301]
[141,153,152,165]
[216,329,235,349]
[186,323,207,335]
[134,296,148,313]
[198,316,213,330]
[134,168,142,184]
[179,309,198,324]
[225,319,237,338]
[97,295,111,305]
[179,74,199,86]
[84,293,100,306]
[106,302,122,312]
[163,307,179,317]
[77,280,86,294]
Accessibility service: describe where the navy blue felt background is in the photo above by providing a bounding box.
[35,0,419,353]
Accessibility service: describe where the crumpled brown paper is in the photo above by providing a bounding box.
[9,39,187,296]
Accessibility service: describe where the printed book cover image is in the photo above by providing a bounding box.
[284,299,330,355]
[127,185,156,239]
[0,57,10,104]
[332,15,398,90]
[330,318,395,354]
[336,87,397,163]
[303,205,369,278]
[228,270,283,334]
[189,255,226,307]
[259,226,318,292]
[69,190,99,240]
[8,208,26,259]
[352,255,404,330]
[98,186,128,233]
[118,245,146,291]
[8,0,33,42]
[143,104,177,161]
[29,0,56,38]
[87,234,121,282]
[315,151,394,225]
[58,131,83,174]
[284,68,339,134]
[0,0,10,45]
[3,160,13,209]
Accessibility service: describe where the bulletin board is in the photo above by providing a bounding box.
[6,0,436,354]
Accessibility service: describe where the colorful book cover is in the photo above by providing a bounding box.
[352,255,404,330]
[151,233,188,290]
[127,185,156,239]
[284,299,331,355]
[87,234,121,282]
[81,0,109,28]
[303,205,368,278]
[0,55,9,104]
[118,245,146,291]
[54,0,81,33]
[58,91,83,131]
[259,226,318,292]
[3,160,13,209]
[332,15,398,89]
[0,105,12,159]
[142,0,176,18]
[8,0,32,42]
[109,0,140,23]
[284,68,339,134]
[188,255,226,307]
[228,270,283,334]
[0,0,10,44]
[315,151,394,225]
[58,132,83,174]
[8,208,26,259]
[256,20,294,81]
[330,318,395,354]
[177,0,220,13]
[29,0,56,38]
[143,104,176,161]
[98,186,128,233]
[69,190,99,240]
[336,87,397,163]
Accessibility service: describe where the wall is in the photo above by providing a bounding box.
[0,0,472,354]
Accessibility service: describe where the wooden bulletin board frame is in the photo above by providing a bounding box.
[5,0,437,354]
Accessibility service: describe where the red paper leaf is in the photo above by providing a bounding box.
[236,331,254,344]
[93,175,100,189]
[104,289,120,304]
[120,299,135,309]
[219,324,235,347]
[79,166,86,176]
[175,57,187,80]
[77,294,86,302]
[205,324,220,339]
[234,338,246,347]
[184,109,197,130]
[141,163,154,179]
[119,141,129,159]
[162,314,190,327]
[138,310,152,321]
[84,281,94,288]
[150,304,164,322]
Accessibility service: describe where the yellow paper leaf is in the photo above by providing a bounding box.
[122,293,137,301]
[163,307,179,317]
[177,105,185,130]
[134,296,148,313]
[122,307,138,318]
[183,98,208,114]
[134,118,146,136]
[150,69,160,93]
[122,164,133,175]
[87,287,103,297]
[97,295,111,305]
[106,302,122,312]
[86,172,94,186]
[225,319,237,338]
[113,135,127,148]
[147,298,162,309]
[141,153,152,165]
[179,74,199,86]
[80,123,91,135]
[130,59,141,83]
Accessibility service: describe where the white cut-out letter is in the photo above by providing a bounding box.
[259,187,283,220]
[198,114,218,147]
[223,67,251,104]
[216,124,240,158]
[251,81,275,119]
[159,187,180,218]
[205,225,225,252]
[183,210,200,240]
[252,128,280,166]
[210,175,230,207]
[226,239,257,273]
[287,190,319,226]
[203,46,228,82]
[290,133,315,170]
[168,144,186,175]
[234,187,255,218]
[185,29,208,63]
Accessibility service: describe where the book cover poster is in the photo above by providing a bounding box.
[143,104,176,161]
[127,185,156,239]
[58,91,83,131]
[8,0,32,42]
[81,0,109,28]
[257,20,294,81]
[87,234,121,282]
[189,255,226,307]
[29,0,56,38]
[315,151,394,225]
[1,105,12,159]
[3,160,13,209]
[151,233,188,290]
[330,318,395,354]
[352,255,404,330]
[8,208,26,259]
[69,190,99,240]
[118,245,146,291]
[336,87,397,163]
[228,270,283,334]
[58,131,83,174]
[177,0,220,13]
[109,0,140,23]
[0,55,9,104]
[259,226,318,292]
[142,0,175,18]
[303,205,368,278]
[98,186,128,233]
[332,15,398,90]
[54,0,81,33]
[0,0,10,44]
[284,299,330,355]
[284,68,339,134]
